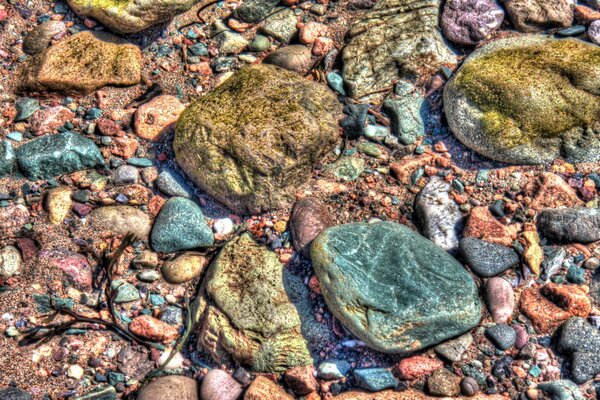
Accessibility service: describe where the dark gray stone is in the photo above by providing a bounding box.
[485,324,516,350]
[0,387,32,400]
[556,317,600,384]
[459,237,519,277]
[233,0,280,23]
[156,168,194,198]
[537,208,600,243]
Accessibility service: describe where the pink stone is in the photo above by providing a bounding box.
[312,37,334,56]
[43,251,93,290]
[394,355,444,380]
[484,277,515,324]
[134,95,185,142]
[129,315,179,343]
[29,106,75,135]
[299,22,329,44]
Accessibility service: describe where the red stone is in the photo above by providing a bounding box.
[129,315,179,343]
[394,355,443,380]
[463,206,520,247]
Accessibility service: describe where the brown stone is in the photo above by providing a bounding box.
[462,206,520,247]
[519,283,591,334]
[290,197,335,257]
[244,376,294,400]
[501,0,573,33]
[134,95,185,142]
[110,136,139,159]
[284,366,318,395]
[137,375,199,400]
[199,369,243,400]
[128,315,179,343]
[526,173,583,211]
[390,155,434,185]
[575,5,600,24]
[0,205,30,238]
[393,355,443,380]
[427,368,461,397]
[331,389,504,399]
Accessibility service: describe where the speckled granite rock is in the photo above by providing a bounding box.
[441,0,505,45]
[556,317,600,384]
[136,375,199,400]
[537,208,600,243]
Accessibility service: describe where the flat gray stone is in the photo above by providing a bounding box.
[537,208,600,244]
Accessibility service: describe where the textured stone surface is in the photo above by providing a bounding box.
[427,368,461,397]
[460,237,519,277]
[311,221,482,354]
[16,132,104,180]
[174,64,341,214]
[394,355,443,380]
[0,140,17,178]
[134,95,185,142]
[68,0,199,34]
[501,0,573,32]
[526,173,583,211]
[290,197,334,257]
[161,252,207,284]
[129,315,179,343]
[199,369,242,400]
[434,333,473,362]
[88,206,152,240]
[233,0,279,23]
[537,380,584,400]
[382,82,428,145]
[342,0,456,101]
[46,186,72,225]
[537,208,600,244]
[556,317,600,384]
[0,205,30,238]
[353,368,398,391]
[485,324,516,350]
[462,206,519,247]
[0,388,32,400]
[244,376,294,400]
[136,375,198,400]
[444,36,600,165]
[21,31,141,94]
[441,0,505,45]
[332,391,504,399]
[22,21,66,55]
[0,245,23,278]
[484,277,515,324]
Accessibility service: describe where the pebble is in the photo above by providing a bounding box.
[156,168,193,198]
[460,376,480,397]
[513,323,529,349]
[284,365,318,395]
[46,186,72,225]
[128,315,178,343]
[0,245,23,278]
[137,270,161,283]
[263,44,314,74]
[441,0,505,45]
[459,237,520,277]
[326,72,345,95]
[127,157,153,167]
[245,376,293,400]
[260,8,298,42]
[290,197,334,257]
[29,106,75,135]
[427,368,461,397]
[394,355,443,380]
[14,98,40,121]
[383,87,428,145]
[112,165,139,186]
[537,208,600,243]
[248,34,271,52]
[161,252,207,284]
[0,387,32,400]
[157,350,185,370]
[463,206,519,247]
[216,31,249,54]
[484,277,515,324]
[67,364,84,380]
[556,317,600,384]
[317,360,351,380]
[588,20,600,44]
[434,333,473,362]
[353,368,398,392]
[0,140,16,178]
[213,218,234,236]
[134,95,185,142]
[111,280,140,303]
[22,21,66,55]
[44,251,93,291]
[137,375,199,400]
[88,206,152,240]
[486,324,516,350]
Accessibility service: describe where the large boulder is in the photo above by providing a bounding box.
[67,0,199,34]
[311,221,482,354]
[174,64,341,214]
[342,0,456,101]
[444,36,600,165]
[21,31,141,94]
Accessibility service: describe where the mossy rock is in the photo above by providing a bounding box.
[67,0,198,34]
[444,36,600,165]
[174,64,341,214]
[20,31,141,94]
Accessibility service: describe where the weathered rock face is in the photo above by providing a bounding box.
[556,317,600,384]
[67,0,199,34]
[501,0,573,33]
[342,0,456,101]
[537,208,600,244]
[311,222,482,354]
[174,64,341,214]
[199,233,313,372]
[444,36,600,165]
[21,31,141,94]
[441,0,505,46]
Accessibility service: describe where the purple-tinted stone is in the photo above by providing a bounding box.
[588,20,600,45]
[512,323,529,349]
[441,0,505,45]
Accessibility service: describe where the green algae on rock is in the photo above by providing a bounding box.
[444,36,600,165]
[67,0,199,34]
[311,221,482,354]
[21,31,141,94]
[174,64,341,214]
[198,233,314,372]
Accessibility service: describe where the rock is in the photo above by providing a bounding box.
[290,197,334,257]
[0,140,17,177]
[29,106,75,135]
[331,391,504,400]
[318,360,351,380]
[331,157,365,181]
[244,376,293,400]
[501,0,573,32]
[112,280,140,303]
[537,208,600,243]
[460,238,519,277]
[14,98,40,121]
[485,324,516,350]
[199,369,243,400]
[427,368,461,397]
[589,20,600,45]
[311,221,482,354]
[249,35,271,52]
[394,356,444,380]
[117,346,153,380]
[16,132,104,180]
[134,95,185,142]
[161,252,207,284]
[21,31,141,94]
[441,0,505,45]
[129,315,179,343]
[88,206,152,240]
[444,36,600,165]
[46,186,72,225]
[284,366,318,395]
[383,87,429,145]
[353,368,398,392]
[461,377,480,397]
[199,233,312,372]
[299,22,328,44]
[263,45,315,74]
[156,168,194,198]
[434,333,473,362]
[217,31,249,54]
[519,283,591,334]
[526,173,583,211]
[342,0,456,101]
[0,205,30,238]
[150,197,214,253]
[513,324,529,349]
[0,246,23,278]
[576,5,600,24]
[76,385,117,400]
[113,165,139,186]
[138,270,161,282]
[67,364,84,380]
[23,21,66,55]
[67,0,198,34]
[414,177,464,253]
[484,277,515,324]
[174,64,341,214]
[556,317,600,384]
[133,250,159,269]
[233,0,280,23]
[137,375,199,400]
[42,250,93,290]
[260,8,298,42]
[462,206,519,247]
[0,388,32,400]
[537,380,584,400]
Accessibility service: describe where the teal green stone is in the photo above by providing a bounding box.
[126,157,153,167]
[353,368,398,391]
[111,280,140,303]
[150,197,214,253]
[0,140,17,178]
[311,221,482,354]
[15,132,104,180]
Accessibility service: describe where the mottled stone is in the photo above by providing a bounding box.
[434,333,473,362]
[0,388,32,400]
[0,140,17,178]
[382,83,428,145]
[233,0,279,23]
[311,221,482,354]
[161,252,207,284]
[462,206,519,247]
[284,366,318,395]
[43,250,93,290]
[484,277,515,324]
[501,0,573,32]
[290,197,334,257]
[88,206,152,240]
[588,20,600,45]
[156,168,194,198]
[556,317,600,384]
[441,0,505,45]
[0,246,23,278]
[244,376,293,400]
[353,368,398,392]
[485,324,516,350]
[134,95,185,142]
[23,21,66,55]
[46,186,72,225]
[460,238,519,277]
[427,368,461,397]
[537,208,600,243]
[260,8,298,43]
[332,391,504,400]
[0,205,30,237]
[537,380,585,400]
[199,369,243,400]
[394,356,443,380]
[136,375,199,400]
[526,173,583,211]
[29,106,75,136]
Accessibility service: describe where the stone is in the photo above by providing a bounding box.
[461,377,480,397]
[311,221,482,354]
[113,165,139,186]
[117,346,153,380]
[150,197,214,253]
[434,333,473,362]
[29,106,75,135]
[576,5,600,25]
[331,157,365,181]
[484,277,515,324]
[14,98,40,121]
[233,0,280,23]
[589,20,600,45]
[156,168,194,198]
[290,197,334,257]
[501,0,573,32]
[0,388,32,400]
[21,31,141,94]
[353,368,398,392]
[519,283,591,334]
[137,375,199,400]
[414,177,464,253]
[134,95,185,142]
[112,280,140,303]
[394,356,444,380]
[67,364,84,379]
[16,132,104,180]
[263,45,315,74]
[46,186,72,225]
[76,385,117,400]
[244,376,293,400]
[67,0,198,34]
[537,208,600,243]
[299,22,328,44]
[0,246,23,278]
[260,8,298,43]
[199,369,243,400]
[318,360,351,380]
[249,35,271,52]
[129,315,179,343]
[161,252,207,284]
[0,140,17,177]
[383,89,429,145]
[284,366,318,395]
[88,206,152,240]
[462,206,519,247]
[444,36,600,165]
[0,205,30,238]
[485,324,516,350]
[42,250,93,290]
[537,380,584,400]
[174,64,341,214]
[342,0,456,101]
[427,368,461,397]
[460,238,519,277]
[23,21,66,55]
[441,0,505,45]
[217,31,249,54]
[199,233,313,372]
[526,173,583,211]
[556,317,600,384]
[331,391,504,400]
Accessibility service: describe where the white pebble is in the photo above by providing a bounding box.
[67,364,84,380]
[158,349,185,370]
[213,218,234,235]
